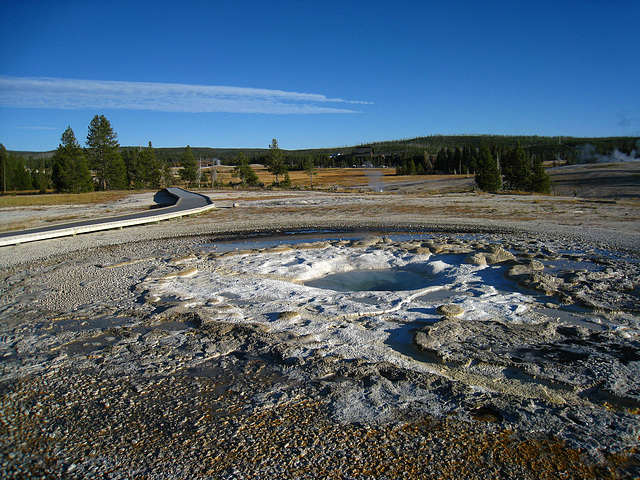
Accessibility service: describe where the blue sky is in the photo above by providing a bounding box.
[1,0,638,151]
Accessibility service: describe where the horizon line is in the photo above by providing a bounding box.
[6,133,639,154]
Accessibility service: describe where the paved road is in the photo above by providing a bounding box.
[0,188,214,246]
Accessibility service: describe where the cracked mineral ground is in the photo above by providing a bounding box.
[1,227,639,479]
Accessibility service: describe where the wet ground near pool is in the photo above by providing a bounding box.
[193,231,639,333]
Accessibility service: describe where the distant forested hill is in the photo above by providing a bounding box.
[10,134,639,169]
[367,135,639,163]
[146,135,638,167]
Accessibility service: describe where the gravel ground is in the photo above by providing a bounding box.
[2,188,639,264]
[1,189,639,479]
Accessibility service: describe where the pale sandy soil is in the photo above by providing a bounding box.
[1,188,639,266]
[0,192,157,232]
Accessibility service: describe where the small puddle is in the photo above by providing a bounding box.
[59,333,119,355]
[156,320,195,331]
[50,315,138,333]
[221,292,273,307]
[533,306,610,330]
[202,232,436,253]
[351,297,383,305]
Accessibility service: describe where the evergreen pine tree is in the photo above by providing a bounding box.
[52,127,92,193]
[435,147,447,172]
[162,162,173,187]
[475,143,502,192]
[418,150,433,174]
[31,165,50,193]
[512,141,532,191]
[179,145,198,185]
[531,156,551,193]
[454,147,462,174]
[303,156,316,188]
[462,145,477,175]
[500,147,515,188]
[233,152,260,186]
[407,159,417,175]
[445,148,456,173]
[86,115,126,190]
[122,149,141,188]
[11,154,33,191]
[267,139,287,185]
[140,142,161,188]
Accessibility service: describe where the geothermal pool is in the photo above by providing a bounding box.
[140,233,640,380]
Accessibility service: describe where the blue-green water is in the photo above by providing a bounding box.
[304,268,434,292]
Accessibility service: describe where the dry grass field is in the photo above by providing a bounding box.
[214,165,477,192]
[213,162,640,198]
[1,162,638,211]
[213,165,400,189]
[0,190,134,208]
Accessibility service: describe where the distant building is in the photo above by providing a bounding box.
[196,157,221,168]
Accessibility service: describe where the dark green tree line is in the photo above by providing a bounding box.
[51,127,93,193]
[122,142,162,189]
[1,144,34,192]
[475,143,502,192]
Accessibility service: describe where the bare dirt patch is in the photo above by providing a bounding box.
[548,161,640,199]
[2,162,639,233]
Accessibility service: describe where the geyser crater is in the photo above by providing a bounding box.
[140,233,640,399]
[304,268,436,292]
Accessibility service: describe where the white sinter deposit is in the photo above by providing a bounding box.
[145,238,546,369]
[141,235,640,412]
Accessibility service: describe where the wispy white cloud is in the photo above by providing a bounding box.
[0,76,369,114]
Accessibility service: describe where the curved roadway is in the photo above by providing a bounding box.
[0,187,215,247]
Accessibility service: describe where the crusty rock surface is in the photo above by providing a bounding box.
[437,304,465,316]
[1,191,639,479]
